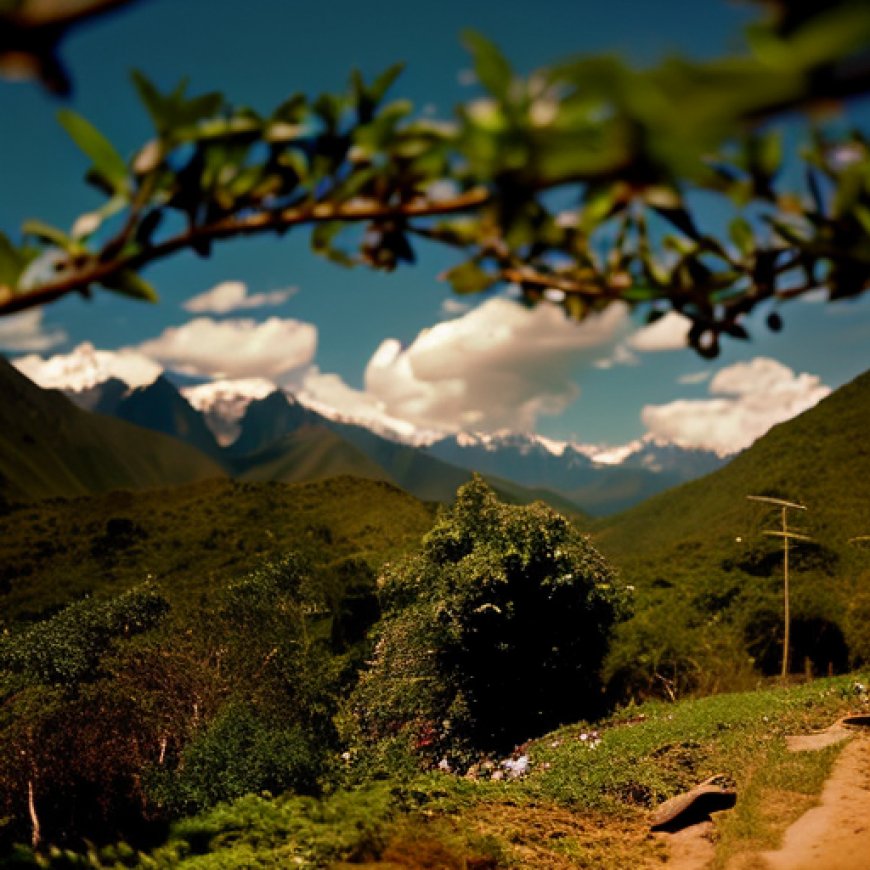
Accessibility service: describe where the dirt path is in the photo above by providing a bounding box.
[755,734,870,870]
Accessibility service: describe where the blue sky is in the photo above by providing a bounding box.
[1,0,869,452]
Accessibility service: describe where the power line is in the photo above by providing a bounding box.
[746,495,812,679]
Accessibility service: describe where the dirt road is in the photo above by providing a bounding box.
[757,734,870,870]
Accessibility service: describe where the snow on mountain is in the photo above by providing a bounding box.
[451,429,608,462]
[14,342,162,391]
[294,392,443,447]
[181,378,277,445]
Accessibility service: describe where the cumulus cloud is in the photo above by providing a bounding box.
[361,297,629,433]
[298,367,431,443]
[136,316,317,381]
[628,311,692,351]
[0,309,67,353]
[183,280,297,314]
[14,341,161,390]
[641,357,831,456]
[595,310,694,367]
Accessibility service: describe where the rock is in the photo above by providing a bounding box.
[650,775,736,832]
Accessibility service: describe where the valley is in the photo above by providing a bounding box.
[1,358,869,868]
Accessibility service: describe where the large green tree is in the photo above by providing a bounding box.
[1,0,869,356]
[343,476,630,766]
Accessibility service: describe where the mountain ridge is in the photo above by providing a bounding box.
[0,356,225,504]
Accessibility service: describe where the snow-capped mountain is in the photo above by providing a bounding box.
[182,378,277,445]
[12,349,729,514]
[425,431,725,515]
[14,342,161,392]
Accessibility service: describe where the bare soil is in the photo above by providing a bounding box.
[756,734,870,870]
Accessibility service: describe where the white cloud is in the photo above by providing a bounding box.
[678,370,712,385]
[641,357,830,456]
[595,310,693,368]
[183,281,297,314]
[628,311,692,351]
[298,367,433,443]
[440,297,471,317]
[14,341,160,390]
[136,316,317,381]
[0,309,67,353]
[361,297,629,433]
[594,343,638,369]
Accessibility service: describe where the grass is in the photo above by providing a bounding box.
[33,672,856,869]
[712,739,843,869]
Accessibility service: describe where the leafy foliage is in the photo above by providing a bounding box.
[0,476,434,629]
[2,2,870,353]
[0,587,171,849]
[0,586,167,686]
[596,367,870,697]
[344,476,630,765]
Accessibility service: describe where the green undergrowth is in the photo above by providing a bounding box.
[0,477,434,627]
[524,674,867,812]
[8,674,867,869]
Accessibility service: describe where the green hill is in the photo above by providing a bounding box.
[0,476,435,626]
[596,368,870,561]
[231,425,393,485]
[593,368,870,691]
[0,357,224,503]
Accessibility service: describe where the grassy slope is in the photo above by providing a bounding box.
[590,369,870,640]
[232,426,393,485]
[0,358,224,503]
[102,674,869,869]
[594,368,870,567]
[0,476,434,625]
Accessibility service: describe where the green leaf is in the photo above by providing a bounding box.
[131,70,168,133]
[854,205,870,238]
[71,195,127,240]
[579,186,620,233]
[756,131,782,179]
[311,222,354,267]
[0,231,25,289]
[462,31,513,101]
[728,217,755,256]
[101,270,159,303]
[369,63,405,105]
[441,260,497,294]
[22,220,79,253]
[56,109,129,195]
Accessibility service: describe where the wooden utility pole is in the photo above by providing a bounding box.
[746,495,811,679]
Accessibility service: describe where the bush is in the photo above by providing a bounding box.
[147,704,323,814]
[343,476,631,766]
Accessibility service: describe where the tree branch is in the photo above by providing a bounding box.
[0,187,492,317]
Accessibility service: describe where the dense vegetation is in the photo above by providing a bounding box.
[343,476,630,767]
[0,476,627,860]
[596,368,870,699]
[5,675,867,867]
[2,368,869,864]
[0,476,434,628]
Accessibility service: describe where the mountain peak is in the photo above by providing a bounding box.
[229,389,313,456]
[14,342,161,392]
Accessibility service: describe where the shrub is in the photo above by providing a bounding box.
[147,704,323,814]
[343,476,630,766]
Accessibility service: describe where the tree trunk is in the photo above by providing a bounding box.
[27,777,40,850]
